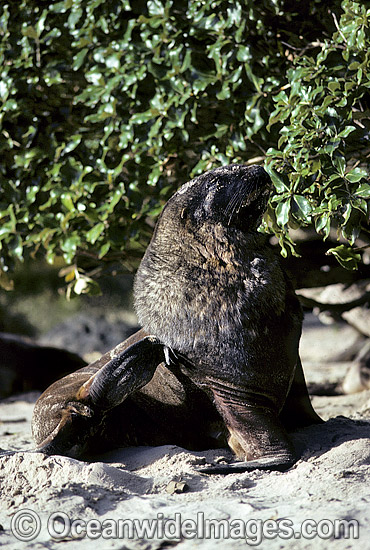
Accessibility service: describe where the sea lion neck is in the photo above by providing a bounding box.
[139,214,265,275]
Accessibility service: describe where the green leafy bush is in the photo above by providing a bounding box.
[0,0,369,293]
[265,0,370,267]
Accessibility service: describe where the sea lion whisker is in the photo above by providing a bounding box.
[224,191,242,219]
[225,188,250,225]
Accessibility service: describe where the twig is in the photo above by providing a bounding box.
[331,11,347,44]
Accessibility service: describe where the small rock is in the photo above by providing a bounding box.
[189,456,206,465]
[165,481,188,494]
[215,456,231,464]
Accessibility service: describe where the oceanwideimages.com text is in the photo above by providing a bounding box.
[10,509,360,545]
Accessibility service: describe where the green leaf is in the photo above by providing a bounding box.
[346,168,368,183]
[354,183,370,198]
[326,245,361,270]
[333,155,346,177]
[86,222,105,244]
[276,199,291,227]
[61,193,74,212]
[73,48,89,71]
[323,173,341,187]
[337,126,356,139]
[342,202,352,224]
[99,241,111,259]
[61,235,80,263]
[265,166,290,193]
[351,198,368,215]
[293,195,312,220]
[147,0,165,16]
[328,81,340,92]
[68,8,83,28]
[315,213,331,239]
[130,111,154,124]
[236,45,251,62]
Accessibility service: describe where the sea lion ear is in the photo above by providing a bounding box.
[180,208,187,220]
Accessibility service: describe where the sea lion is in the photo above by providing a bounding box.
[30,164,322,472]
[0,332,86,398]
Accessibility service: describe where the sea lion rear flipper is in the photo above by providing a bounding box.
[32,333,165,457]
[207,385,295,473]
[279,357,323,430]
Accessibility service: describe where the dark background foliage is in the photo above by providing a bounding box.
[0,0,369,295]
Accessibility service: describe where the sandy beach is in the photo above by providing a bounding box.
[1,314,369,549]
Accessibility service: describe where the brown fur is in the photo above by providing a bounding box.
[32,165,321,470]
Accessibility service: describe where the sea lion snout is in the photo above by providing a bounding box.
[170,164,271,231]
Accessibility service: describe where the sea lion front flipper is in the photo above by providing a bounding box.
[209,385,295,473]
[78,335,165,409]
[279,357,323,430]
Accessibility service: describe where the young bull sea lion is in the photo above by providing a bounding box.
[30,164,322,472]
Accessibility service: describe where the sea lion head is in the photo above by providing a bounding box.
[166,164,271,233]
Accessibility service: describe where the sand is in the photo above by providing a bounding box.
[0,316,369,549]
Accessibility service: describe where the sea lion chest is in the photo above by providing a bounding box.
[134,219,295,387]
